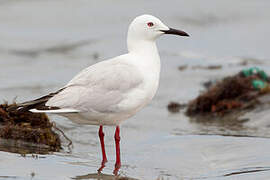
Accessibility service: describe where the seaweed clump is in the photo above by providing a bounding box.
[186,68,270,117]
[167,102,186,113]
[0,103,61,152]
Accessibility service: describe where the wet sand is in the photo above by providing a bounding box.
[1,0,270,179]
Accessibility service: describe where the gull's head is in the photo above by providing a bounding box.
[128,14,189,41]
[127,14,189,52]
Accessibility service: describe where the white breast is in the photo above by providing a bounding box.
[117,52,161,115]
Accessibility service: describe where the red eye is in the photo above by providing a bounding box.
[147,22,154,27]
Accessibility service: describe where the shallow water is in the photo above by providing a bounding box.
[1,0,270,179]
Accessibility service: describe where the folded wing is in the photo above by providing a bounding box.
[17,57,143,114]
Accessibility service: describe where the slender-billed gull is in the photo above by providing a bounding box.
[17,14,189,175]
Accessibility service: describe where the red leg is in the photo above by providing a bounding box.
[97,125,107,173]
[113,126,121,175]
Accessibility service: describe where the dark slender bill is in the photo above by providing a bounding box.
[161,28,190,37]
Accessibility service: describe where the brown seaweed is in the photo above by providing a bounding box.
[0,103,61,152]
[186,73,267,116]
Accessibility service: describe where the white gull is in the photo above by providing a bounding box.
[18,14,189,175]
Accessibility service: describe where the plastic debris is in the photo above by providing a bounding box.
[186,67,270,116]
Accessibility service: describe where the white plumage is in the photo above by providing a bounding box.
[27,14,190,126]
[30,15,166,126]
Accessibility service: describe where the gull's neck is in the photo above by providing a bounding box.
[127,38,160,70]
[127,39,159,56]
[127,38,161,82]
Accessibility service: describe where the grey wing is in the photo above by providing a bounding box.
[46,60,143,113]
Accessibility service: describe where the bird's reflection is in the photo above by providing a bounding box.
[73,172,138,180]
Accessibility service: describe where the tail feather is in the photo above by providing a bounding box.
[9,88,64,112]
[30,108,80,113]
